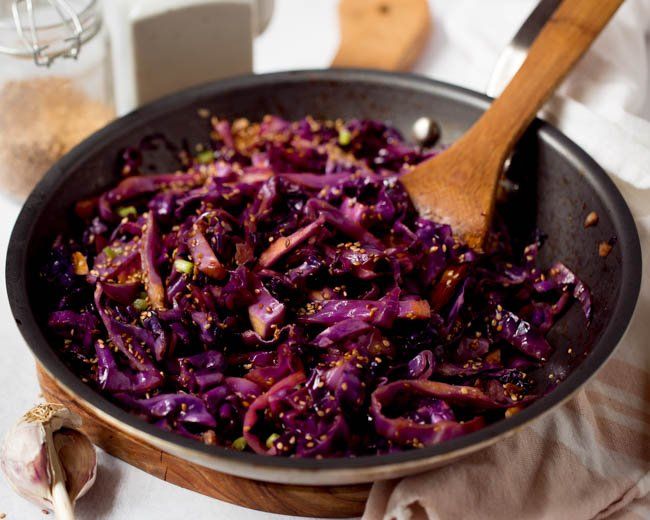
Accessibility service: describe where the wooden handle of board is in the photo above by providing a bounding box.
[332,0,431,71]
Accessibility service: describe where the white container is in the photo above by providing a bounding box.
[104,0,274,115]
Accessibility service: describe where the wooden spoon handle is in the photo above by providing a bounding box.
[465,0,624,166]
[332,0,431,71]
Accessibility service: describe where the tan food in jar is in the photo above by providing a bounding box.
[0,77,114,199]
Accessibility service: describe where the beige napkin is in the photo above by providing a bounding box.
[364,0,650,518]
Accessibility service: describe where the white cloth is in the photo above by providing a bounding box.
[0,1,649,519]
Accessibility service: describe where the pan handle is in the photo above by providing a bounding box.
[486,0,563,97]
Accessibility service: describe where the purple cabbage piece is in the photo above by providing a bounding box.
[312,319,372,348]
[48,310,98,351]
[521,292,571,333]
[99,281,141,306]
[371,381,488,447]
[141,212,166,309]
[456,336,490,362]
[95,339,163,394]
[258,217,324,268]
[321,359,365,409]
[299,293,430,327]
[248,276,286,338]
[90,242,141,283]
[279,172,350,189]
[406,350,436,379]
[104,172,201,204]
[495,310,553,361]
[187,224,227,280]
[534,262,592,321]
[176,351,225,393]
[245,343,302,389]
[118,392,216,428]
[243,371,306,455]
[141,313,169,361]
[219,266,254,310]
[94,286,156,371]
[306,199,384,249]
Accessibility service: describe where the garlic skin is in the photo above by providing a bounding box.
[2,416,52,509]
[1,404,97,518]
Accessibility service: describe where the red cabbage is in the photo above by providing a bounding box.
[42,116,592,457]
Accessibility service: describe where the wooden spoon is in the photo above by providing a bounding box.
[400,0,624,250]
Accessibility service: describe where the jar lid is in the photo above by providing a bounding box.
[0,0,101,65]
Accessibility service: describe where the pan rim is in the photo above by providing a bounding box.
[6,69,642,484]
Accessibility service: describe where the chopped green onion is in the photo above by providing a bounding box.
[232,437,247,451]
[196,150,215,164]
[338,128,352,146]
[265,433,280,449]
[174,258,194,274]
[102,246,117,260]
[133,298,149,312]
[117,206,137,218]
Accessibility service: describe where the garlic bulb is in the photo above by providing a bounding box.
[1,404,97,520]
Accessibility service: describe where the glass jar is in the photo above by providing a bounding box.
[0,0,113,200]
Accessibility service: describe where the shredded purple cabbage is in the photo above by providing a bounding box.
[42,115,592,457]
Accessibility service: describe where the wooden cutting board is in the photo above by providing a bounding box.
[36,2,432,517]
[332,0,431,71]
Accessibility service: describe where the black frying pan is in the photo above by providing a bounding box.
[5,70,642,485]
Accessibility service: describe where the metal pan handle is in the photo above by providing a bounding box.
[486,0,562,97]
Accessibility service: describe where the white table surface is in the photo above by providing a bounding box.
[1,1,648,519]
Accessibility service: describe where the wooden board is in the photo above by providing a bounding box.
[332,0,431,71]
[36,365,370,518]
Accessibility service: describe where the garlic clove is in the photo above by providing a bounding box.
[1,404,97,519]
[53,429,97,502]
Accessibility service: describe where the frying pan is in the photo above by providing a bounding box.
[5,70,642,487]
